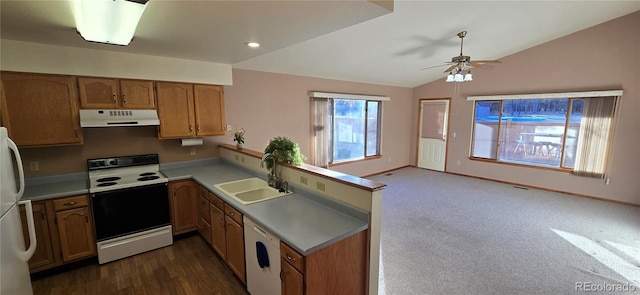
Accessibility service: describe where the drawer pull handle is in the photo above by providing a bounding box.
[229,212,234,217]
[64,201,77,206]
[286,254,295,262]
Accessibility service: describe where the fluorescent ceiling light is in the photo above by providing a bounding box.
[72,0,148,46]
[246,42,260,48]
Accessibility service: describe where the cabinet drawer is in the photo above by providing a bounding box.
[198,186,210,202]
[198,195,211,223]
[53,195,88,211]
[224,205,243,225]
[209,193,224,210]
[281,242,305,273]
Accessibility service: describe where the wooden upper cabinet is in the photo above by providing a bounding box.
[78,77,154,109]
[194,84,225,136]
[156,82,196,139]
[1,72,83,147]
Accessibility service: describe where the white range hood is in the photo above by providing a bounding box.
[80,109,160,127]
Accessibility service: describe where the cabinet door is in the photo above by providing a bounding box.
[78,77,119,109]
[194,84,225,136]
[225,216,245,284]
[1,72,83,146]
[120,80,155,109]
[210,203,227,259]
[156,82,195,139]
[55,207,96,262]
[281,260,304,295]
[19,202,56,270]
[169,180,198,234]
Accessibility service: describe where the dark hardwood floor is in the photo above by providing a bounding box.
[31,234,249,295]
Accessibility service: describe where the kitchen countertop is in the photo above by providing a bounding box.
[21,159,369,256]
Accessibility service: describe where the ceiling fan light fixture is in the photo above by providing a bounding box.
[454,72,464,82]
[446,72,455,82]
[464,71,473,81]
[71,0,148,46]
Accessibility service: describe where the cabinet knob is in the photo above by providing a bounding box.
[112,94,117,103]
[63,201,77,206]
[189,125,193,133]
[122,94,127,103]
[286,254,296,262]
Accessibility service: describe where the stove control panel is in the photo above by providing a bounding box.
[88,154,160,170]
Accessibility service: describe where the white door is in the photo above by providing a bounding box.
[417,100,449,171]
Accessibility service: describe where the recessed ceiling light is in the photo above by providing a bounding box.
[246,42,260,48]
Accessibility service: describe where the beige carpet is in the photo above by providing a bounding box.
[369,167,640,295]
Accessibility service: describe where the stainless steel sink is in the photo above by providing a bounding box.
[214,177,292,205]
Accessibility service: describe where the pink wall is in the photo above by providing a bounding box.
[412,11,640,205]
[223,69,413,176]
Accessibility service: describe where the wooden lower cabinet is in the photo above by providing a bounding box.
[197,189,246,284]
[55,207,96,262]
[225,209,245,284]
[197,188,212,245]
[280,230,368,295]
[20,202,57,270]
[19,195,97,273]
[281,259,304,295]
[169,180,198,235]
[210,200,227,259]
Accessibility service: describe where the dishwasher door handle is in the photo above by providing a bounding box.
[253,226,267,238]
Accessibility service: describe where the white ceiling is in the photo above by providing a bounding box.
[1,1,639,88]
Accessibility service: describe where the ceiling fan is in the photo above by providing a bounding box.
[422,31,501,82]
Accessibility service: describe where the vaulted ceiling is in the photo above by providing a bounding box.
[1,1,639,87]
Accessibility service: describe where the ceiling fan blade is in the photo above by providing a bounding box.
[468,62,497,69]
[470,60,501,64]
[420,64,448,71]
[443,64,458,73]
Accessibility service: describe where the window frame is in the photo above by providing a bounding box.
[328,98,382,166]
[467,90,621,173]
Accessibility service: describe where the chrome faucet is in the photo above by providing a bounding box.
[260,153,279,189]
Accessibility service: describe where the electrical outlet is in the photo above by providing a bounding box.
[300,176,308,185]
[226,124,232,132]
[456,160,461,166]
[29,161,39,171]
[235,155,239,161]
[241,156,245,163]
[190,148,196,156]
[316,181,325,192]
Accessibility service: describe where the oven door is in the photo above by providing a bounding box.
[91,183,170,241]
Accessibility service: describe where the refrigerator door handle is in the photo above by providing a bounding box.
[17,200,37,261]
[6,137,24,200]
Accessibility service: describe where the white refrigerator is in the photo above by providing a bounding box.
[1,127,36,295]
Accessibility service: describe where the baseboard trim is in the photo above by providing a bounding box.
[444,170,640,207]
[362,165,411,178]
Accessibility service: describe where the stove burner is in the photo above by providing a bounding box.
[139,172,156,177]
[138,176,160,181]
[97,182,117,187]
[97,177,121,182]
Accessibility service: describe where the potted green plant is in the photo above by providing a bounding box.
[233,128,245,149]
[263,136,306,171]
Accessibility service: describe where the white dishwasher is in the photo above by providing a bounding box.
[244,216,282,295]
